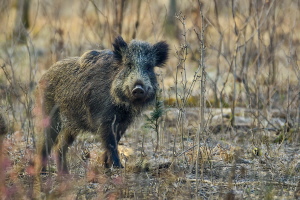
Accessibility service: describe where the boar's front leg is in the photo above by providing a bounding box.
[100,124,123,168]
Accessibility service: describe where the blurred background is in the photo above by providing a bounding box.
[1,0,300,109]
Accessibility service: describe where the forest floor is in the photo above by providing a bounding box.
[1,108,299,199]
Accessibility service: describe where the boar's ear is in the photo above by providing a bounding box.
[113,36,128,61]
[153,41,169,67]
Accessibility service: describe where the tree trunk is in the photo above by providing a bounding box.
[12,0,30,43]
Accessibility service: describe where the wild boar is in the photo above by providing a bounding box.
[35,36,169,173]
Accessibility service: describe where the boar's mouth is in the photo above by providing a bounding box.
[132,92,156,107]
[132,95,154,106]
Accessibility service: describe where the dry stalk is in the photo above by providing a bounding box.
[174,12,188,158]
[195,1,207,194]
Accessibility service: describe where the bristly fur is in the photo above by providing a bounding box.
[35,36,169,173]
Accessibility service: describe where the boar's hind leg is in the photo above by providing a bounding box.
[37,106,61,173]
[54,128,75,174]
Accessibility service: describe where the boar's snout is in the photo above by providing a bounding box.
[132,84,145,99]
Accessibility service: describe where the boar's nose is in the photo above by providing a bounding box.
[132,84,145,99]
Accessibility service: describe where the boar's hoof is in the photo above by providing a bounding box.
[102,151,124,168]
[132,85,145,99]
[113,162,124,168]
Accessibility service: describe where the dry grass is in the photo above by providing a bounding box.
[0,0,299,199]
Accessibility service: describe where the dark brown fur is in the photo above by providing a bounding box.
[35,36,169,173]
[0,113,7,136]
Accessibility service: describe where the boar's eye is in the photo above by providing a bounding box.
[126,62,133,69]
